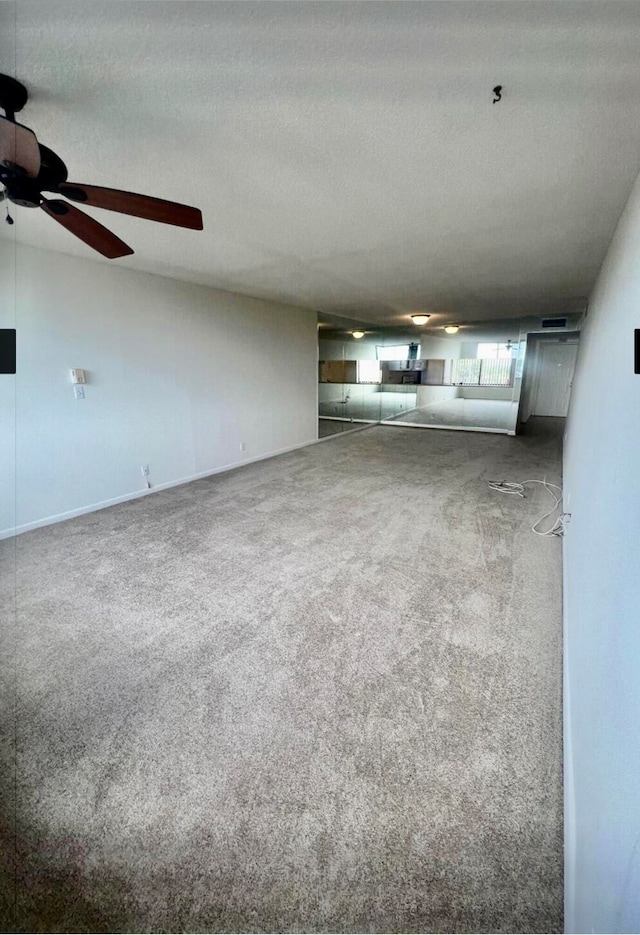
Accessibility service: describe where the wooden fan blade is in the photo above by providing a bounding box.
[57,183,203,230]
[0,116,41,178]
[41,199,134,259]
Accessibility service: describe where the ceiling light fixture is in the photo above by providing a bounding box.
[444,325,460,334]
[352,330,365,339]
[411,314,430,326]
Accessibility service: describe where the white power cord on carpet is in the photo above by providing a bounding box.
[488,478,569,537]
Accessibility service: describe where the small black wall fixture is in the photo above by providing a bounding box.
[635,329,640,374]
[0,328,16,374]
[493,85,502,103]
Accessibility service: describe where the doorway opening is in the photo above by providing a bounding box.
[517,331,580,427]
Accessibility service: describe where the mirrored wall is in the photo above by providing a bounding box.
[318,315,581,437]
[318,327,420,436]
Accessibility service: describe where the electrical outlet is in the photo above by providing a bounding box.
[240,442,246,452]
[73,385,85,400]
[140,464,150,476]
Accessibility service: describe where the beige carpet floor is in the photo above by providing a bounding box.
[1,420,563,933]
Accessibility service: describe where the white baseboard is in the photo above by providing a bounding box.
[380,420,513,435]
[318,416,379,423]
[319,407,421,423]
[380,404,421,420]
[562,528,577,932]
[0,435,322,540]
[316,422,377,442]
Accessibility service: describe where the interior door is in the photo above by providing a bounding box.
[533,343,578,416]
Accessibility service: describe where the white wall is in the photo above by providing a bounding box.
[460,337,518,357]
[318,332,417,361]
[318,336,379,361]
[457,386,515,401]
[0,242,318,537]
[318,383,347,404]
[419,333,463,359]
[318,382,381,406]
[563,172,640,933]
[0,246,17,537]
[416,385,460,407]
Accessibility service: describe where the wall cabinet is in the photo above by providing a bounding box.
[319,360,358,383]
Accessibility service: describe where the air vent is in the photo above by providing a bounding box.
[541,317,567,329]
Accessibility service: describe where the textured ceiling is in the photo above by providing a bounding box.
[3,1,640,326]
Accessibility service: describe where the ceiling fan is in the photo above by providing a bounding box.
[0,73,203,259]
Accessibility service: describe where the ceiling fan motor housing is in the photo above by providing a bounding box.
[1,143,68,207]
[0,73,28,120]
[0,72,203,258]
[0,161,41,206]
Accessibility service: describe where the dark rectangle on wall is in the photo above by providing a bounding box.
[541,318,567,329]
[635,329,640,374]
[0,329,16,374]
